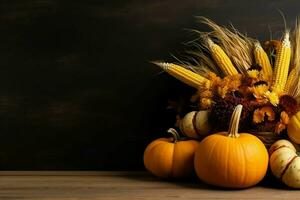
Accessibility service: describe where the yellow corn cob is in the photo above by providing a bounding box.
[284,67,298,94]
[207,37,239,76]
[153,62,210,88]
[271,33,291,93]
[254,41,273,81]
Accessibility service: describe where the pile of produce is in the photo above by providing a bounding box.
[144,17,300,188]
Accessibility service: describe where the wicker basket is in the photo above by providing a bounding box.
[250,132,283,149]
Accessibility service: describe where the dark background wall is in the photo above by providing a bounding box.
[0,0,299,170]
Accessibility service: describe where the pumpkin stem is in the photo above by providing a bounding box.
[228,104,243,138]
[167,128,180,143]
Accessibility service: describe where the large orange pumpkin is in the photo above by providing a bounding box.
[194,104,269,188]
[143,128,198,179]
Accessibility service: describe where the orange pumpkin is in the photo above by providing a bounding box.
[143,128,198,179]
[194,104,269,188]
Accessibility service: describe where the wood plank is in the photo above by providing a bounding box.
[0,171,298,200]
[0,171,145,176]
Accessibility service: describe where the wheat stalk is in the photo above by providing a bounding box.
[196,17,254,74]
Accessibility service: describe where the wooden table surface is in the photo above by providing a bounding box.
[0,171,299,200]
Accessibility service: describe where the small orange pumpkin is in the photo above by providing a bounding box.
[143,128,198,179]
[194,104,269,188]
[287,111,300,144]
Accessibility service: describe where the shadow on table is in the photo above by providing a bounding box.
[119,170,292,191]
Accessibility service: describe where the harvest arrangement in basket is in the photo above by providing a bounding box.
[144,17,300,189]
